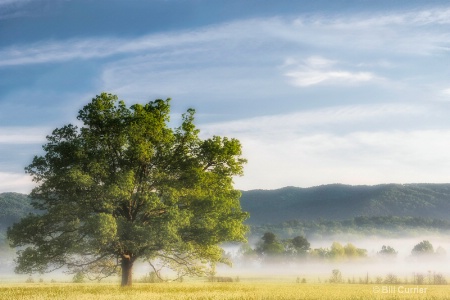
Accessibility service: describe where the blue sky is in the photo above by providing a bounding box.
[1,0,450,193]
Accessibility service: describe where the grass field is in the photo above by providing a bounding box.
[1,282,449,300]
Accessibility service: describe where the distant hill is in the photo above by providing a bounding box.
[0,192,33,230]
[240,184,450,225]
[3,184,450,236]
[0,193,33,251]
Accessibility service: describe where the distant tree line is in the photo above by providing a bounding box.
[239,232,446,263]
[251,216,450,238]
[327,269,447,285]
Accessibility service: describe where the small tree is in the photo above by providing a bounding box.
[238,243,258,262]
[257,232,284,258]
[343,243,358,258]
[7,94,248,287]
[289,236,310,256]
[329,269,342,283]
[378,245,398,257]
[384,273,398,284]
[435,246,447,257]
[261,232,276,245]
[329,242,345,261]
[412,240,434,256]
[309,247,329,260]
[72,272,85,283]
[414,273,425,285]
[433,273,447,285]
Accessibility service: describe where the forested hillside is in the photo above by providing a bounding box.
[0,193,32,251]
[0,193,32,229]
[240,184,450,225]
[3,184,450,242]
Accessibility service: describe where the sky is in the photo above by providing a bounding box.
[1,0,450,193]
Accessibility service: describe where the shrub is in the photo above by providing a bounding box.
[329,269,342,283]
[72,272,85,283]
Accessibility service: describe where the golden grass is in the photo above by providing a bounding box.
[1,282,450,300]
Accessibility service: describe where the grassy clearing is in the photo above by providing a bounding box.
[1,282,450,300]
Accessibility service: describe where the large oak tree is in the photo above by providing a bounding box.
[8,93,248,286]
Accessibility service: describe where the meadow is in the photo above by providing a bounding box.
[1,282,450,300]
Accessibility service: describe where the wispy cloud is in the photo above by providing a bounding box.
[1,7,450,67]
[0,22,237,67]
[317,8,450,28]
[285,63,376,87]
[2,4,450,192]
[0,127,48,144]
[282,56,377,87]
[202,103,424,138]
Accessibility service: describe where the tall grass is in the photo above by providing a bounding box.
[1,282,450,300]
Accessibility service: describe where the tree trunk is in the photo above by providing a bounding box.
[121,255,134,287]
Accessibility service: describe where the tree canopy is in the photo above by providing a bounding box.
[256,232,284,257]
[7,93,248,286]
[411,240,434,256]
[377,245,398,257]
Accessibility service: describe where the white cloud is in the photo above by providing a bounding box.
[0,172,33,193]
[286,69,375,87]
[282,55,377,87]
[304,56,336,68]
[201,104,445,190]
[232,129,450,190]
[0,127,49,144]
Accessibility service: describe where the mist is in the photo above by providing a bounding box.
[2,234,450,283]
[215,234,450,283]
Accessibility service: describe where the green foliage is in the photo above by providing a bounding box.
[261,232,276,244]
[309,248,329,259]
[256,232,284,257]
[291,236,310,251]
[0,193,32,229]
[329,242,345,260]
[238,243,258,261]
[378,245,397,257]
[412,240,434,256]
[309,242,367,262]
[284,235,310,257]
[0,193,33,251]
[72,272,85,283]
[7,93,248,285]
[251,216,450,239]
[245,232,367,262]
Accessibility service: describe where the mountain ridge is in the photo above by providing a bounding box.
[2,183,450,227]
[239,183,450,225]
